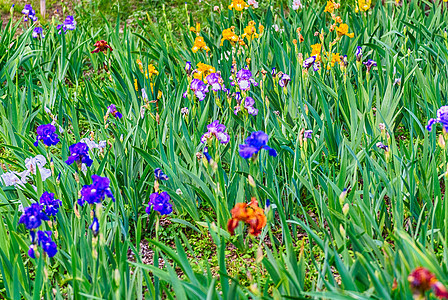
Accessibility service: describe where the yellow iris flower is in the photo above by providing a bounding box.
[335,23,354,38]
[192,36,210,53]
[228,0,248,11]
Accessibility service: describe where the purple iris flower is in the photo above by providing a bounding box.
[203,147,212,162]
[185,61,192,75]
[28,246,36,259]
[39,192,62,216]
[32,27,44,38]
[190,79,208,101]
[201,120,230,144]
[271,67,277,77]
[19,203,49,229]
[304,130,313,139]
[279,73,291,87]
[206,73,226,92]
[22,4,37,22]
[107,104,122,119]
[154,168,169,181]
[341,55,348,68]
[37,231,57,257]
[34,124,60,147]
[146,191,172,215]
[426,106,448,132]
[363,59,377,72]
[232,68,258,91]
[376,142,388,150]
[303,56,316,69]
[239,131,277,159]
[57,16,76,34]
[78,175,115,206]
[356,46,362,62]
[89,215,99,237]
[234,96,258,116]
[65,142,93,167]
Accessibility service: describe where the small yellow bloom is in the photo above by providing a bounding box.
[228,0,248,11]
[241,21,260,41]
[324,1,339,13]
[192,36,210,53]
[136,59,144,73]
[134,79,138,91]
[194,62,216,80]
[189,23,201,34]
[221,27,240,46]
[336,23,354,38]
[329,52,341,67]
[147,64,159,78]
[333,16,343,23]
[358,0,371,11]
[311,43,322,56]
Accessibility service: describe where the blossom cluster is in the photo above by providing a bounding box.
[18,192,61,258]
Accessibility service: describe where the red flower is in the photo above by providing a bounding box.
[227,198,267,236]
[91,40,113,54]
[408,267,448,299]
[408,267,437,294]
[433,281,448,299]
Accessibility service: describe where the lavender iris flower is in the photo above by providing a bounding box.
[232,68,258,91]
[376,142,388,150]
[234,96,258,116]
[363,59,377,72]
[304,130,313,139]
[22,4,37,22]
[185,61,192,75]
[206,73,226,92]
[239,131,277,159]
[356,46,363,62]
[279,73,291,87]
[201,120,230,144]
[190,79,209,101]
[57,16,76,34]
[426,106,448,132]
[32,27,44,38]
[303,56,316,69]
[107,104,122,119]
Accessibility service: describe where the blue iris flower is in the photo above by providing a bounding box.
[19,203,49,229]
[37,231,57,257]
[239,131,277,159]
[39,191,62,216]
[34,124,59,147]
[146,191,172,215]
[65,142,93,167]
[78,175,115,206]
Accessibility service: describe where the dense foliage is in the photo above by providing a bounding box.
[1,0,448,299]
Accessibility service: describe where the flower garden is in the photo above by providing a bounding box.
[1,0,448,298]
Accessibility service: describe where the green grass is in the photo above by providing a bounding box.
[1,0,448,299]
